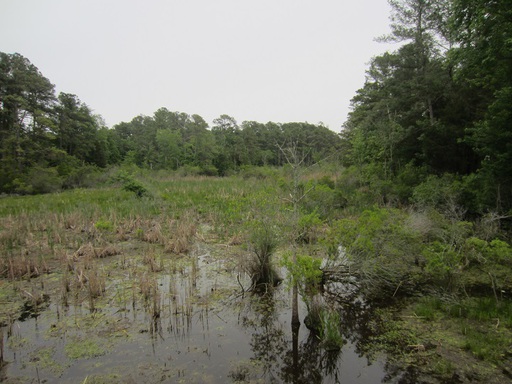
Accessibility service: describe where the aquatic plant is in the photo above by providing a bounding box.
[320,310,344,351]
[247,223,280,290]
[65,338,106,359]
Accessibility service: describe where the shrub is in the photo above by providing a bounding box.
[114,171,149,198]
[297,211,323,243]
[411,174,462,214]
[321,207,425,298]
[282,253,323,297]
[13,166,62,194]
[62,165,102,189]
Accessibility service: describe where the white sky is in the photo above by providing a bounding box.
[0,0,394,132]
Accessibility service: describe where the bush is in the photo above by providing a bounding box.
[62,165,102,189]
[322,207,426,298]
[239,166,278,180]
[282,253,323,297]
[199,164,218,176]
[297,211,323,243]
[13,166,62,194]
[113,171,149,198]
[301,182,344,219]
[411,174,462,212]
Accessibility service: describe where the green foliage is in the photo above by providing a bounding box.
[114,171,149,198]
[319,310,344,351]
[297,210,323,243]
[0,52,114,194]
[250,223,279,263]
[0,52,344,196]
[464,237,512,265]
[412,295,512,364]
[447,298,512,328]
[12,166,62,195]
[238,165,278,180]
[322,206,504,296]
[247,222,280,288]
[282,253,323,296]
[340,0,512,212]
[422,241,462,283]
[62,165,102,189]
[411,174,462,210]
[413,296,443,321]
[300,182,343,219]
[94,219,114,231]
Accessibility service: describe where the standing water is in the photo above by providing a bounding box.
[0,242,408,383]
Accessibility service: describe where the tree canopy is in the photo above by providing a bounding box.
[2,0,511,216]
[0,52,341,193]
[341,0,512,214]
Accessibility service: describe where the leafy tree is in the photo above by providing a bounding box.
[449,0,512,211]
[0,52,56,191]
[55,93,100,164]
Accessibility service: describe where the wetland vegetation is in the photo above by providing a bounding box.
[2,0,512,382]
[0,167,511,383]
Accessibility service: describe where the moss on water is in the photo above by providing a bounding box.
[28,346,66,376]
[65,337,107,359]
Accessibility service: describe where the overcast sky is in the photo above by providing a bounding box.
[1,0,394,131]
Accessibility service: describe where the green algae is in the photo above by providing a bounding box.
[65,338,107,359]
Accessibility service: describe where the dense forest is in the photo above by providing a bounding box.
[1,0,511,217]
[340,0,512,216]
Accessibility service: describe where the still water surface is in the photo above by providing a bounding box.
[1,244,400,383]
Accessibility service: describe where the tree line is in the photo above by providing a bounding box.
[0,51,341,194]
[341,0,512,215]
[2,0,511,217]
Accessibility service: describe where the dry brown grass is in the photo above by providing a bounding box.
[96,244,121,258]
[0,254,50,280]
[73,242,121,259]
[142,251,164,272]
[165,218,197,255]
[228,232,244,246]
[139,273,159,308]
[87,268,105,299]
[75,242,97,259]
[143,222,165,244]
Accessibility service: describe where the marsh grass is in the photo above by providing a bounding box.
[142,250,164,272]
[320,310,344,351]
[414,296,512,327]
[65,338,106,359]
[165,216,197,255]
[142,221,164,244]
[139,274,161,319]
[0,253,50,280]
[246,224,280,290]
[408,295,512,369]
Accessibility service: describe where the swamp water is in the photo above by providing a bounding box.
[0,242,410,383]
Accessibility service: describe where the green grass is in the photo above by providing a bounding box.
[411,295,512,366]
[320,310,344,351]
[413,296,444,321]
[443,297,512,327]
[65,338,107,359]
[461,324,512,363]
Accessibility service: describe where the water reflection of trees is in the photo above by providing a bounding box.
[239,291,343,384]
[238,284,423,384]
